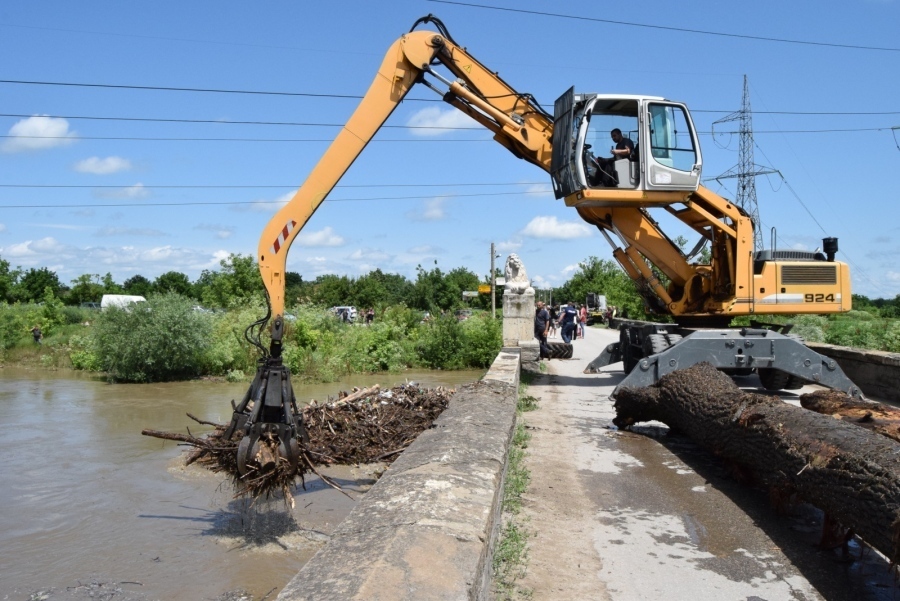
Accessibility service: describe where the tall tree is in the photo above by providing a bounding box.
[17,267,61,302]
[0,256,18,302]
[123,274,153,297]
[68,274,105,305]
[197,253,263,308]
[154,271,193,296]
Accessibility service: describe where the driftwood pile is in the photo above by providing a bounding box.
[613,362,900,563]
[142,383,453,503]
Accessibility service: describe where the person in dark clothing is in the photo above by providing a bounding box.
[534,301,551,359]
[30,325,42,345]
[558,301,578,343]
[594,128,635,187]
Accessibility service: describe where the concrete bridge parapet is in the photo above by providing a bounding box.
[277,349,521,601]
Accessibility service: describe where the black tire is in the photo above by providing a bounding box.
[644,333,669,356]
[783,375,807,390]
[758,368,791,391]
[620,328,638,373]
[546,342,573,359]
[664,333,683,347]
[782,333,807,389]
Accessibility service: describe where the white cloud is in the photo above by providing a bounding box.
[496,240,522,253]
[295,226,344,247]
[94,183,150,200]
[234,190,294,213]
[348,248,391,262]
[0,224,6,233]
[562,263,580,275]
[194,224,235,239]
[25,223,88,231]
[2,116,76,153]
[1,237,65,257]
[406,107,477,136]
[94,226,167,237]
[407,197,448,222]
[521,216,593,240]
[523,183,554,198]
[74,156,132,175]
[408,245,442,254]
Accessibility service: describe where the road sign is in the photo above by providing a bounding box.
[462,291,479,298]
[478,285,491,294]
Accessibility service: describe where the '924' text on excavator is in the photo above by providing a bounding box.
[224,15,861,477]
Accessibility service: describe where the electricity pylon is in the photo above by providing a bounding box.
[712,75,776,251]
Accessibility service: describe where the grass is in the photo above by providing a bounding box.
[492,385,539,600]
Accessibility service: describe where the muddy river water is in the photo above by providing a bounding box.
[0,366,483,600]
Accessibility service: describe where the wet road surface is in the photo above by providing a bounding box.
[518,327,896,601]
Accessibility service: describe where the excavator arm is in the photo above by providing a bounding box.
[226,16,557,476]
[258,15,554,353]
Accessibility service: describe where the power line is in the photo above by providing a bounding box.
[0,190,543,209]
[3,112,898,132]
[2,126,893,144]
[0,135,486,142]
[428,0,900,52]
[0,181,546,190]
[0,113,479,130]
[0,78,366,99]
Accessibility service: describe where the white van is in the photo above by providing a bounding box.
[100,294,147,310]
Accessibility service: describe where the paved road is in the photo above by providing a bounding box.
[518,326,894,601]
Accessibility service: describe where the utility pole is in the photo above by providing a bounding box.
[712,75,776,251]
[490,242,497,319]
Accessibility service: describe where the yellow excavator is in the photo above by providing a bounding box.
[223,15,861,474]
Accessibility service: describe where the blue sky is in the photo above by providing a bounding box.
[1,0,899,298]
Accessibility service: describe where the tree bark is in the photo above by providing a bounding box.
[614,362,900,562]
[800,390,900,444]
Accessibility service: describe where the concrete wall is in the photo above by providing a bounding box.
[278,349,521,601]
[807,342,900,402]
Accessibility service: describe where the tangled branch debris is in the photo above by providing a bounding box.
[142,383,453,503]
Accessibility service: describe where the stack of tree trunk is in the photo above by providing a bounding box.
[613,363,900,562]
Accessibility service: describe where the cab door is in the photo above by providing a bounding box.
[642,102,702,191]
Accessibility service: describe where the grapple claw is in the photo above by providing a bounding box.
[225,355,307,477]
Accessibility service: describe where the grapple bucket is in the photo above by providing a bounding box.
[223,356,308,477]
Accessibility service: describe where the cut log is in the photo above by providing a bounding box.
[330,385,380,407]
[800,390,900,444]
[613,362,900,563]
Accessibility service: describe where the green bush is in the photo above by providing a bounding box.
[0,306,25,350]
[416,315,464,369]
[198,301,269,376]
[790,315,828,343]
[459,314,502,368]
[92,293,212,382]
[68,333,102,371]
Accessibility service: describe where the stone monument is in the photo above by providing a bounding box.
[501,254,539,371]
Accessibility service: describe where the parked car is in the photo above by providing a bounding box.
[79,302,101,310]
[331,306,358,322]
[455,309,473,321]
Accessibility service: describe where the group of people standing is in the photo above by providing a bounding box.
[534,301,590,359]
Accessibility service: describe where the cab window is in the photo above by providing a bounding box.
[648,104,696,172]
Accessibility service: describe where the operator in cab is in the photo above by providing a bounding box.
[595,128,635,187]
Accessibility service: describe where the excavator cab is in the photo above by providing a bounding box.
[551,89,703,201]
